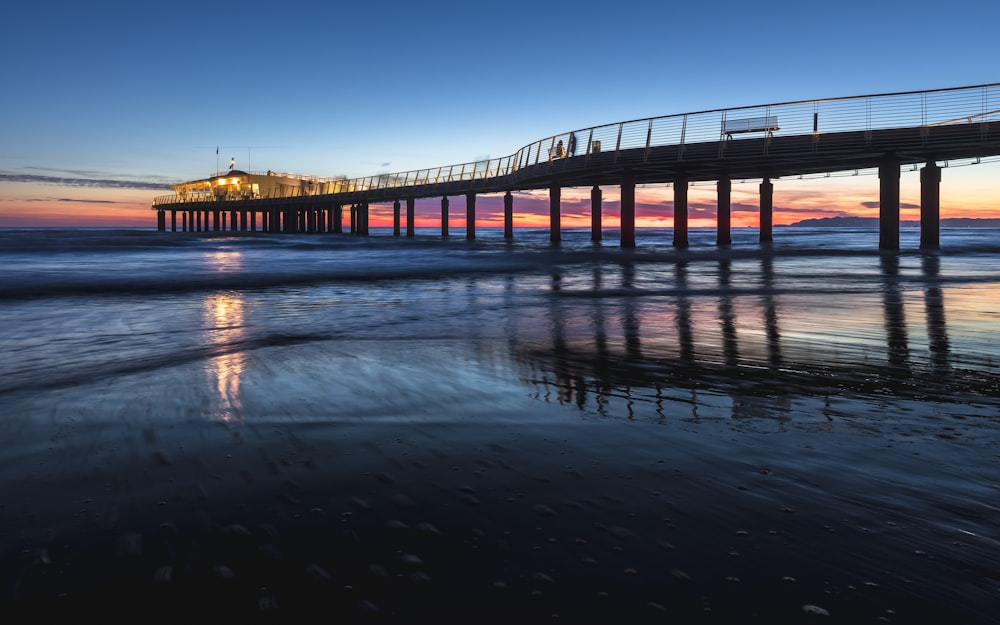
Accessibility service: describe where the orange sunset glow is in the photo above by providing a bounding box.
[3,155,998,230]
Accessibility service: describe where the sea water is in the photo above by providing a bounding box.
[0,226,998,622]
[2,226,998,397]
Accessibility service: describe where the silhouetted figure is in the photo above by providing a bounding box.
[568,133,577,156]
[554,140,565,159]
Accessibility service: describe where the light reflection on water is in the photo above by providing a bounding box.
[202,249,248,425]
[202,291,247,424]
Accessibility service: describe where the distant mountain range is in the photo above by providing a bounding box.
[787,216,1000,228]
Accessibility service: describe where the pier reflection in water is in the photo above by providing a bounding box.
[511,250,983,425]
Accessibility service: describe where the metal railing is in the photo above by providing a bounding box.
[154,83,1000,206]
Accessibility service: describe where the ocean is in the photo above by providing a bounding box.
[0,225,998,623]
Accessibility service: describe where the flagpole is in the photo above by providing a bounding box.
[216,146,219,177]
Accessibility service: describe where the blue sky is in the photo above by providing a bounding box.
[1,0,998,225]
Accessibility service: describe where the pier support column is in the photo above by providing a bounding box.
[250,211,256,232]
[550,181,561,243]
[759,177,774,243]
[393,200,401,236]
[406,198,415,237]
[240,211,247,232]
[621,169,636,248]
[673,175,689,248]
[213,210,220,231]
[591,185,602,242]
[466,192,476,240]
[441,196,449,237]
[350,204,357,234]
[920,161,941,250]
[716,177,731,246]
[879,158,901,250]
[157,210,166,231]
[333,205,343,233]
[230,210,237,231]
[504,191,513,239]
[182,212,188,232]
[170,210,177,232]
[360,202,370,236]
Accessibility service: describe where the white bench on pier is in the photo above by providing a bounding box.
[722,116,779,139]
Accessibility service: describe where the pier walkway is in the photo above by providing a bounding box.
[153,83,1000,250]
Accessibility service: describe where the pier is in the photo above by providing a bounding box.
[153,83,1000,250]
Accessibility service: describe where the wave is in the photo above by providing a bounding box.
[1,227,998,301]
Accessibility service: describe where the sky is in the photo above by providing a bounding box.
[1,0,998,229]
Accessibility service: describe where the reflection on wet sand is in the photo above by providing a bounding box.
[515,251,975,422]
[203,291,247,425]
[922,254,950,372]
[199,252,249,425]
[761,255,781,369]
[881,254,910,368]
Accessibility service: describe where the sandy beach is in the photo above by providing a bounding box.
[2,335,998,624]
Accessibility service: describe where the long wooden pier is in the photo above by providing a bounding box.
[153,83,1000,250]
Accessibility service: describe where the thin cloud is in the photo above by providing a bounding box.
[0,172,171,191]
[860,201,920,209]
[57,198,118,204]
[18,197,119,204]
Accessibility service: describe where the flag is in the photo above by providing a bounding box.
[216,146,219,155]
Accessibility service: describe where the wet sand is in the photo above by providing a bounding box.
[1,338,998,624]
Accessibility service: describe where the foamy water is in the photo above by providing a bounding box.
[1,226,998,398]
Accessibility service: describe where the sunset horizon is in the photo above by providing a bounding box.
[4,153,999,229]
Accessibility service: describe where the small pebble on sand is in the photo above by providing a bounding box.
[532,504,557,516]
[802,604,831,616]
[153,565,173,583]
